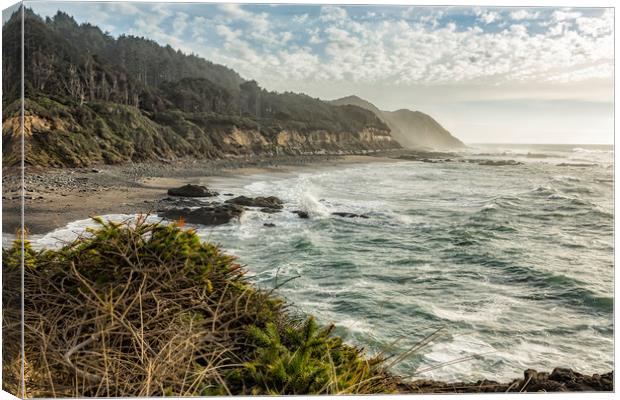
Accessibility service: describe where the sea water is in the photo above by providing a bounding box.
[19,144,614,382]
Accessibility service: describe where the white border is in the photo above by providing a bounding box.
[0,1,615,400]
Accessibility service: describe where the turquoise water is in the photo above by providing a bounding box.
[30,144,614,381]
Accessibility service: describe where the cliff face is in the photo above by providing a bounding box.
[329,96,465,150]
[3,96,397,168]
[2,9,400,168]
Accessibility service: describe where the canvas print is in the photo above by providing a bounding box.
[1,1,614,397]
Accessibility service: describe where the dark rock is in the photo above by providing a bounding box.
[91,168,101,173]
[156,197,206,211]
[224,193,235,196]
[404,368,613,393]
[477,159,523,166]
[160,204,244,226]
[263,223,276,227]
[167,184,218,197]
[557,163,597,167]
[226,195,283,209]
[260,207,281,214]
[332,212,369,219]
[292,210,309,219]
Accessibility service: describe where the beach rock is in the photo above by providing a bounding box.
[404,368,613,393]
[557,163,597,167]
[260,207,281,214]
[292,210,310,219]
[226,195,283,209]
[477,159,523,166]
[160,204,244,226]
[332,212,369,219]
[167,184,218,197]
[263,223,276,227]
[156,197,206,211]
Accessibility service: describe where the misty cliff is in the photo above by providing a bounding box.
[329,95,464,150]
[2,9,399,168]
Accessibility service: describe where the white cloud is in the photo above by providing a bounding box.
[217,3,251,20]
[293,14,309,24]
[549,22,566,36]
[320,6,347,22]
[172,12,188,36]
[510,9,540,20]
[478,11,500,24]
[215,24,241,42]
[308,27,322,44]
[552,10,582,22]
[576,9,613,37]
[217,3,269,33]
[473,8,500,24]
[110,4,614,90]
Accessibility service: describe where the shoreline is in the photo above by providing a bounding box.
[2,153,408,235]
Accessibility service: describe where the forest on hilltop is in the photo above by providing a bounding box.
[2,8,396,167]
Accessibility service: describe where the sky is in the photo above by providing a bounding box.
[14,2,616,144]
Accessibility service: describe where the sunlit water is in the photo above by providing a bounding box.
[13,144,614,382]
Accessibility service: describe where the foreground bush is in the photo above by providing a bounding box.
[2,217,396,397]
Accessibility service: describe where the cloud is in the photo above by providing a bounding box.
[576,9,613,37]
[215,24,241,42]
[172,12,188,36]
[33,3,612,91]
[545,63,614,83]
[217,3,251,20]
[478,11,500,24]
[320,6,347,22]
[509,9,540,20]
[293,13,308,24]
[552,10,582,22]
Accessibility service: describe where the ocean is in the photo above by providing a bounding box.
[22,144,614,382]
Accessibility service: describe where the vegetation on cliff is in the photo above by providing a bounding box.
[2,8,397,168]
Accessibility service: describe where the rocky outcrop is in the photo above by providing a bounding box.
[160,204,244,226]
[159,193,285,226]
[292,210,310,219]
[332,212,369,219]
[225,195,283,210]
[167,184,218,197]
[403,368,613,393]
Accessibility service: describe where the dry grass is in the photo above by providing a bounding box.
[2,216,395,397]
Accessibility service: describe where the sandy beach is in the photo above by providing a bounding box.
[2,153,405,235]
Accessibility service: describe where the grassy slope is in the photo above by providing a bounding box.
[2,218,397,396]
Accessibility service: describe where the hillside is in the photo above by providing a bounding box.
[329,95,464,150]
[2,8,399,168]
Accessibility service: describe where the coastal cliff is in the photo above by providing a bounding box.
[330,95,465,150]
[2,96,397,167]
[2,9,399,168]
